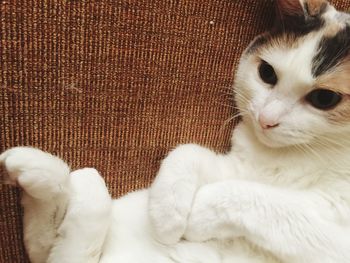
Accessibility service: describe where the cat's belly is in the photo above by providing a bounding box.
[99,190,278,263]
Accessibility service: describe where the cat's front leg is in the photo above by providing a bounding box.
[148,144,230,245]
[184,181,244,242]
[185,180,350,263]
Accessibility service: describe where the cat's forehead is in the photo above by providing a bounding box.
[260,34,320,86]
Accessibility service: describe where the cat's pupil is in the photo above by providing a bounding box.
[258,60,277,86]
[305,89,342,110]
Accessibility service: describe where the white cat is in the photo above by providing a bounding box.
[2,0,350,262]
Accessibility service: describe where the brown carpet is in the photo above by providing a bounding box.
[1,0,350,262]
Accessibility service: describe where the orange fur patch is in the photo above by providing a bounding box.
[306,0,328,16]
[316,61,350,122]
[276,0,328,17]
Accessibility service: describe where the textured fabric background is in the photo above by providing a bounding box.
[1,0,350,262]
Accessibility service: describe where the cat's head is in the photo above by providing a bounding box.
[235,0,350,148]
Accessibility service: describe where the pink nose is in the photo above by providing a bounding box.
[258,114,280,130]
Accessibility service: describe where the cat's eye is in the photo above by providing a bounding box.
[258,60,277,86]
[305,89,342,110]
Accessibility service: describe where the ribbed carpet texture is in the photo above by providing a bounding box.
[1,0,350,262]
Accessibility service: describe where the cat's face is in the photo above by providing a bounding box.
[235,0,350,148]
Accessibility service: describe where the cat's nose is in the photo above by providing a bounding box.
[258,114,280,130]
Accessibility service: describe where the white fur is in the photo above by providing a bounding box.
[2,3,350,263]
[3,127,350,262]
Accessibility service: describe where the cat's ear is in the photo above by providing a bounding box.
[275,0,304,18]
[274,0,329,33]
[276,0,328,18]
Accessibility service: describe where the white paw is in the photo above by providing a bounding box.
[149,211,186,245]
[148,144,207,245]
[0,147,70,199]
[184,183,242,242]
[184,185,220,242]
[149,191,191,245]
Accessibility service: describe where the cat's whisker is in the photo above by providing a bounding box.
[306,130,350,150]
[217,96,237,105]
[232,89,248,99]
[304,143,326,164]
[215,101,240,110]
[233,93,250,105]
[220,86,234,92]
[219,92,234,97]
[234,95,250,104]
[312,138,350,166]
[291,143,309,158]
[309,142,348,168]
[294,131,350,168]
[219,111,246,133]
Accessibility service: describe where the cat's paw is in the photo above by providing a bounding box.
[184,183,242,242]
[149,190,191,245]
[184,184,220,242]
[148,144,207,245]
[0,147,70,199]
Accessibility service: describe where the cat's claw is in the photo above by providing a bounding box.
[0,147,70,199]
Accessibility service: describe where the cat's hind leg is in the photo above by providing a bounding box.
[47,168,112,263]
[1,147,112,263]
[0,147,71,263]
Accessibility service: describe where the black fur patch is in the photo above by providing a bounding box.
[274,1,327,36]
[274,13,324,36]
[312,25,350,76]
[245,2,328,55]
